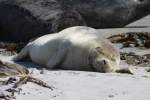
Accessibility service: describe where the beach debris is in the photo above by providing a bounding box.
[120,52,150,67]
[108,32,150,48]
[0,60,53,99]
[0,42,26,55]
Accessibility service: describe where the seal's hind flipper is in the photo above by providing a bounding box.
[12,45,29,61]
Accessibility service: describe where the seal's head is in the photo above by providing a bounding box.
[89,40,120,73]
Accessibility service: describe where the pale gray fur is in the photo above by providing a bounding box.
[13,26,120,73]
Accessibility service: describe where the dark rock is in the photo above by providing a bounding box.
[0,0,150,42]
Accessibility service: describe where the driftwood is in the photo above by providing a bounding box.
[0,60,53,100]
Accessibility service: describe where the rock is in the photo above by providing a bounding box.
[0,0,150,42]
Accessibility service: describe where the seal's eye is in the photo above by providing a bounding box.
[97,60,107,65]
[102,60,107,65]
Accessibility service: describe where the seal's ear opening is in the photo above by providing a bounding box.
[95,47,103,54]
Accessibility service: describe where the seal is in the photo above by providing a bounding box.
[12,26,120,73]
[0,0,150,42]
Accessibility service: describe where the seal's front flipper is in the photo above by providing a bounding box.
[115,67,133,75]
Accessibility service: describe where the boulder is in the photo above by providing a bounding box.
[0,0,150,42]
